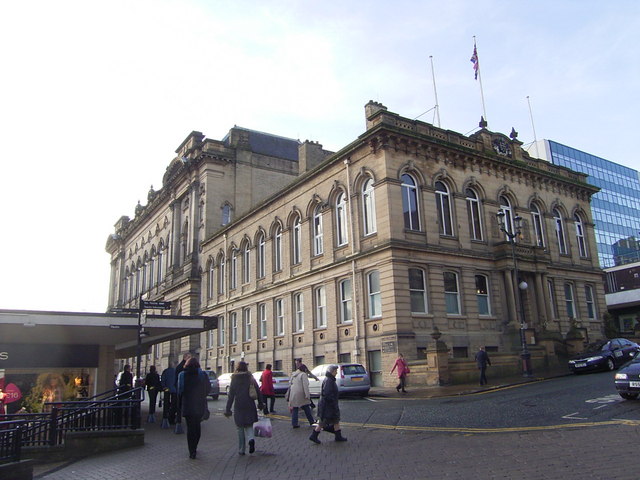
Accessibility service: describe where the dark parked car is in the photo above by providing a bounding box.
[568,338,640,374]
[203,370,220,400]
[614,351,640,400]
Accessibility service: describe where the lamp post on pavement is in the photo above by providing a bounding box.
[496,210,533,377]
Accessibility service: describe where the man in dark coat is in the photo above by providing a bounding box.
[145,365,162,415]
[174,353,191,424]
[161,362,178,424]
[309,365,347,443]
[475,346,491,386]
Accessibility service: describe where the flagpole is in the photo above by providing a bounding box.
[473,36,488,124]
[526,95,539,157]
[429,55,441,128]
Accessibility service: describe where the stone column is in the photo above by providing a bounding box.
[504,270,517,324]
[425,327,450,386]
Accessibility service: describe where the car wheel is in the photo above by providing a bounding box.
[225,385,230,394]
[606,358,615,371]
[619,392,639,400]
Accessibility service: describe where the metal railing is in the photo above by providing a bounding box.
[0,387,144,465]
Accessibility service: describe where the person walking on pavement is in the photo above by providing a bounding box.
[295,358,319,380]
[309,364,347,444]
[286,364,315,428]
[144,365,162,416]
[177,357,210,459]
[475,346,492,386]
[161,362,178,425]
[174,353,191,430]
[259,364,276,415]
[390,353,409,393]
[224,361,264,455]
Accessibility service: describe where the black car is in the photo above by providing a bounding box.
[568,338,640,374]
[614,351,640,400]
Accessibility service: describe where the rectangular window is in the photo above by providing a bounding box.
[338,353,352,363]
[339,279,353,324]
[444,271,460,315]
[368,271,382,318]
[409,268,427,313]
[548,280,558,319]
[564,283,575,319]
[294,293,304,332]
[243,308,251,342]
[231,312,238,344]
[315,286,327,328]
[275,298,284,336]
[475,274,491,316]
[259,303,267,339]
[218,315,225,346]
[585,285,596,320]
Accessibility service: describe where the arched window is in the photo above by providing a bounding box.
[564,283,575,318]
[157,242,164,286]
[274,225,282,271]
[575,213,587,257]
[401,174,420,230]
[531,203,545,248]
[275,298,284,336]
[436,181,453,236]
[257,232,266,279]
[259,303,267,339]
[292,216,302,264]
[362,178,377,235]
[218,315,225,346]
[313,205,323,256]
[466,188,483,241]
[222,204,232,226]
[554,208,568,254]
[230,249,237,289]
[336,192,348,246]
[230,312,238,344]
[217,254,225,294]
[242,242,250,284]
[243,308,251,342]
[207,259,215,300]
[499,196,515,238]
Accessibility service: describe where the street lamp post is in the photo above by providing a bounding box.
[497,211,533,377]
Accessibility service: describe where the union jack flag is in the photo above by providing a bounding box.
[470,45,479,80]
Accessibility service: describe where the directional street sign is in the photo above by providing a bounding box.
[109,308,139,314]
[140,300,172,310]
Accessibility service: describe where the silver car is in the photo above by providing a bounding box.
[308,363,370,397]
[217,372,233,394]
[252,370,290,395]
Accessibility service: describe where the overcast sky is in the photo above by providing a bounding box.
[1,1,638,313]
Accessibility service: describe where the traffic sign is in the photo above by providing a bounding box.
[140,300,172,310]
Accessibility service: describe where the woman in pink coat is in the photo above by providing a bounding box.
[390,353,409,393]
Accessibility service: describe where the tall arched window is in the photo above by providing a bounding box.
[157,241,164,286]
[339,278,352,324]
[222,204,232,226]
[362,178,377,235]
[313,205,323,256]
[292,216,302,264]
[436,181,453,236]
[367,270,382,318]
[207,258,215,300]
[575,213,587,257]
[499,196,515,238]
[242,242,250,284]
[531,203,545,248]
[230,249,238,289]
[554,208,568,254]
[585,285,596,319]
[409,268,427,313]
[475,274,491,316]
[444,271,460,315]
[401,174,420,230]
[336,192,348,246]
[466,188,483,241]
[217,254,225,294]
[257,232,266,279]
[274,225,282,271]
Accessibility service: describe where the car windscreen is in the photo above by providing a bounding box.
[342,365,366,375]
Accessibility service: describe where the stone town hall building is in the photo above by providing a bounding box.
[106,102,604,386]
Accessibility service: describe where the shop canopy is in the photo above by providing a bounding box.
[0,309,216,358]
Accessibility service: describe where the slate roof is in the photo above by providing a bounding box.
[224,127,300,162]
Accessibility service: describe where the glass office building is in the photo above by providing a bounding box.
[529,140,640,268]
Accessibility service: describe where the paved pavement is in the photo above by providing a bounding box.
[33,369,640,480]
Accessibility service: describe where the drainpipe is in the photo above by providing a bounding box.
[344,158,361,361]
